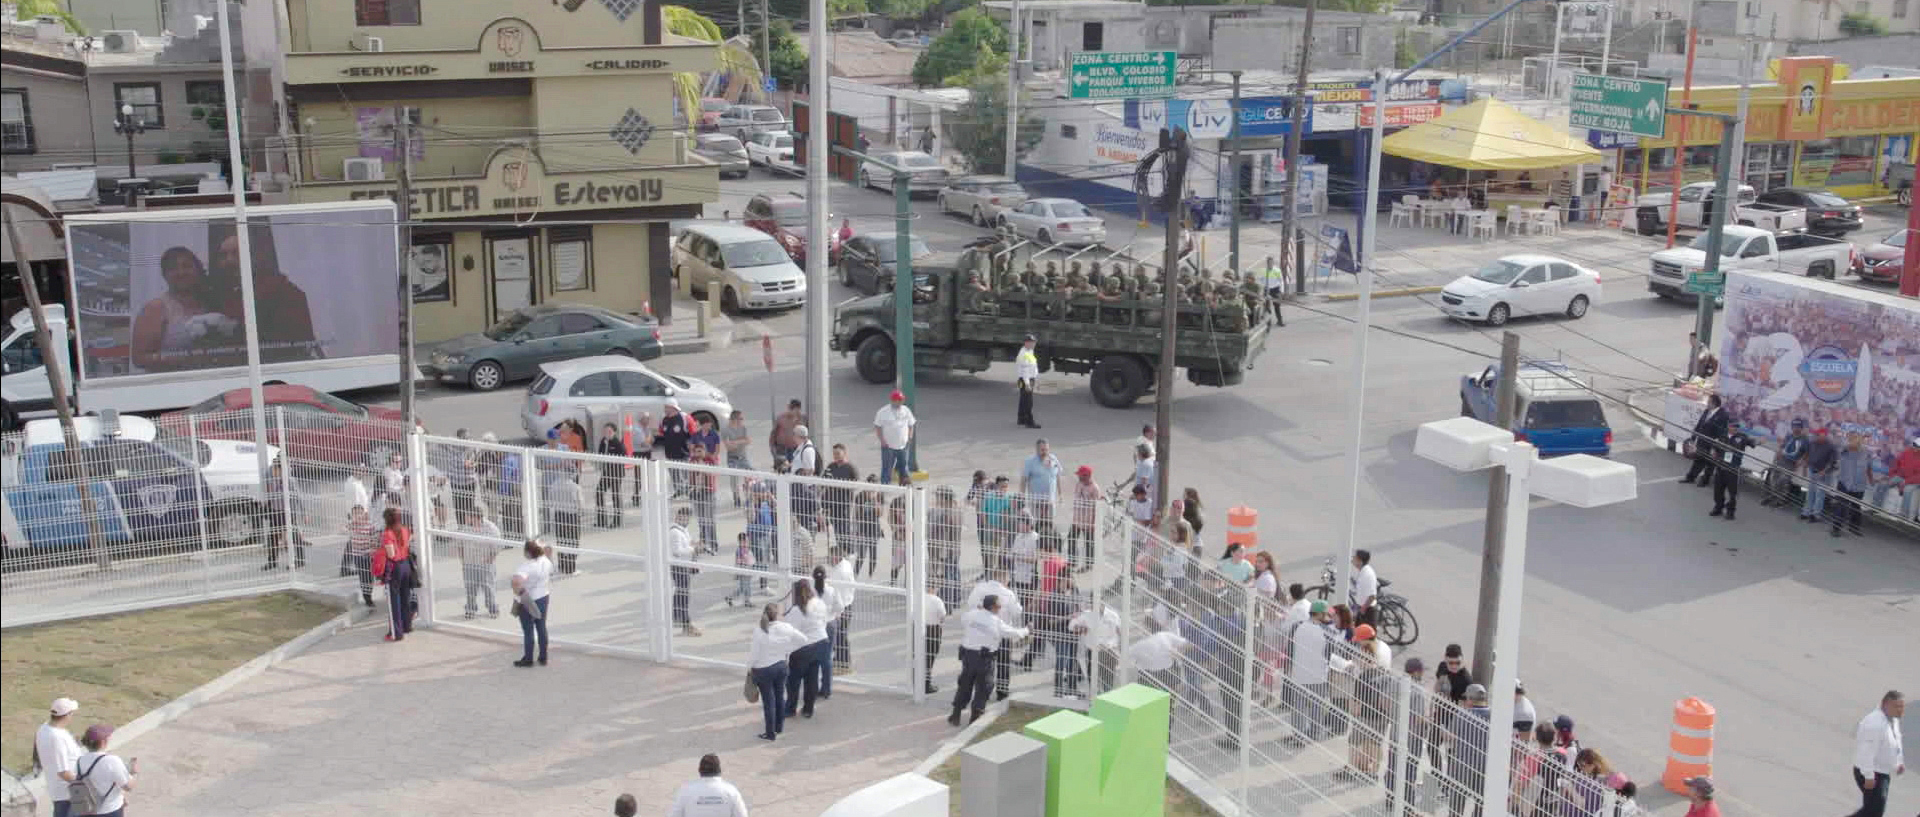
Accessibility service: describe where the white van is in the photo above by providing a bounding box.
[670,223,808,313]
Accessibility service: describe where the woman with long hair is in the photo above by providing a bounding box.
[747,602,812,740]
[781,578,831,719]
[510,537,555,667]
[1562,748,1615,816]
[370,507,414,641]
[1182,487,1204,537]
[131,246,235,372]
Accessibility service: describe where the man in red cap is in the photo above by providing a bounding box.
[1067,465,1105,570]
[873,389,917,485]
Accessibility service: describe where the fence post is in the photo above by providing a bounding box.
[776,478,794,581]
[521,447,542,541]
[1116,503,1135,686]
[408,431,438,627]
[910,485,929,703]
[1386,668,1413,816]
[273,406,291,582]
[190,419,213,599]
[647,458,674,662]
[1239,585,1256,812]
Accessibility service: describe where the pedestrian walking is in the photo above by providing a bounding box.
[1683,775,1721,817]
[790,425,820,475]
[849,486,882,581]
[1182,487,1204,538]
[373,450,407,512]
[1679,394,1729,487]
[1126,617,1190,726]
[69,724,135,817]
[828,545,858,672]
[822,444,859,543]
[1203,583,1250,751]
[1803,427,1840,522]
[1069,593,1120,695]
[1709,424,1755,520]
[33,697,82,817]
[922,580,950,694]
[667,754,750,817]
[1021,439,1063,527]
[1849,690,1905,817]
[782,578,832,719]
[1893,437,1920,521]
[930,486,964,603]
[771,399,806,465]
[949,591,1030,726]
[670,507,704,637]
[459,505,503,619]
[982,476,1016,573]
[725,532,756,606]
[593,423,627,528]
[1067,466,1103,569]
[747,603,812,741]
[1447,683,1492,817]
[371,507,415,642]
[722,410,753,506]
[1286,600,1336,744]
[1833,433,1873,537]
[1382,659,1431,816]
[874,389,916,485]
[626,412,654,506]
[510,537,555,667]
[689,441,721,552]
[344,503,377,607]
[1762,418,1811,508]
[967,567,1024,699]
[1132,444,1157,500]
[1350,549,1379,626]
[655,399,694,495]
[1015,334,1042,428]
[748,482,778,591]
[546,462,585,575]
[259,460,307,570]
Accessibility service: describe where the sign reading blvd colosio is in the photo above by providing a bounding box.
[1569,73,1670,139]
[1069,51,1177,100]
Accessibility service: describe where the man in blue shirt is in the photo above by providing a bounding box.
[1020,438,1063,529]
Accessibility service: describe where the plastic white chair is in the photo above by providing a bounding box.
[1422,201,1449,229]
[1469,211,1497,239]
[1505,204,1525,235]
[1390,200,1414,228]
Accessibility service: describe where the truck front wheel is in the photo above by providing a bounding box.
[854,334,896,384]
[1090,355,1149,408]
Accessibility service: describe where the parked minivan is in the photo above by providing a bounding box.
[1459,361,1612,457]
[671,223,808,313]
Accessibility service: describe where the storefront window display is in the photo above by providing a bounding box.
[1744,142,1794,192]
[1797,136,1879,188]
[1682,144,1719,183]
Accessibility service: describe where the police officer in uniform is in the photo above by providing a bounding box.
[949,592,1029,726]
[1015,334,1041,429]
[1710,423,1756,521]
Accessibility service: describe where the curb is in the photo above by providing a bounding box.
[911,701,1008,777]
[21,598,365,807]
[1322,285,1444,302]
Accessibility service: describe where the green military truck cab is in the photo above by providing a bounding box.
[828,249,1271,408]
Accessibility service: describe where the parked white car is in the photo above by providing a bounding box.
[858,150,949,196]
[999,197,1108,248]
[716,104,788,142]
[1438,253,1602,326]
[745,131,797,174]
[938,176,1029,226]
[521,357,734,444]
[671,223,808,312]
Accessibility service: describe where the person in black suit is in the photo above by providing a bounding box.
[1710,424,1756,520]
[1681,394,1729,487]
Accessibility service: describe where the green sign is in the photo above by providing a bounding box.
[1569,73,1669,139]
[1686,268,1725,295]
[1069,51,1177,100]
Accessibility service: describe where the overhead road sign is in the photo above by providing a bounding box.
[1569,73,1669,139]
[1069,51,1177,100]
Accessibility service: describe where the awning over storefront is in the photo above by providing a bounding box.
[1382,98,1601,170]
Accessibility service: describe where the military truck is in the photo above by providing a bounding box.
[828,244,1271,408]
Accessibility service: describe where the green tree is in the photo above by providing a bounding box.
[664,6,765,123]
[912,7,1007,88]
[948,73,1045,173]
[767,22,810,90]
[17,0,83,33]
[1838,11,1887,35]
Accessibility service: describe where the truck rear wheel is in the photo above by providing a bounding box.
[854,334,896,384]
[1090,355,1148,408]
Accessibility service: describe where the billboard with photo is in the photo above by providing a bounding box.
[1717,271,1920,451]
[66,201,401,380]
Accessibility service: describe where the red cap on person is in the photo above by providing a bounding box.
[1076,465,1093,477]
[890,390,905,402]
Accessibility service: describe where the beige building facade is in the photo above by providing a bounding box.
[283,0,719,342]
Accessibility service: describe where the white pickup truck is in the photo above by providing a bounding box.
[1647,224,1856,302]
[1635,182,1807,236]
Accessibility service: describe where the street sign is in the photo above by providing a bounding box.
[1569,73,1669,139]
[1068,51,1177,100]
[763,76,777,96]
[1685,269,1725,296]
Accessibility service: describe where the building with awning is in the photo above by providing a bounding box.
[1382,97,1600,170]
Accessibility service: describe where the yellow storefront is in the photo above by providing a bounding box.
[1615,57,1919,200]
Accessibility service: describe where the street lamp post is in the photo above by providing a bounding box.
[1413,416,1639,816]
[112,103,144,182]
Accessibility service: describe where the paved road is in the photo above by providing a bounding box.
[383,183,1919,815]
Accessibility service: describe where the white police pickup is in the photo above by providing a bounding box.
[1,412,281,556]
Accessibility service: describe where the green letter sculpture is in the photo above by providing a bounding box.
[1022,683,1170,817]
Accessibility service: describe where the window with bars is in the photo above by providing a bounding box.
[1337,27,1361,55]
[356,0,421,26]
[114,82,163,128]
[1,89,31,153]
[1896,0,1909,17]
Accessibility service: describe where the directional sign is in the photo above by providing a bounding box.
[1569,73,1669,139]
[1068,51,1177,100]
[1685,268,1725,296]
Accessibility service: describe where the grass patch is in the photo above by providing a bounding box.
[925,702,1218,817]
[1,592,339,772]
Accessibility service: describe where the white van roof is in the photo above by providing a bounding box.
[22,414,157,448]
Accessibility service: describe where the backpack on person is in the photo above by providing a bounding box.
[67,755,113,815]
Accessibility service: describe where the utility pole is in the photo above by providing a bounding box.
[2,208,111,569]
[1226,70,1243,279]
[761,0,773,102]
[1666,25,1697,249]
[1003,0,1022,178]
[1694,116,1739,346]
[1470,331,1521,684]
[1153,128,1187,517]
[214,0,274,508]
[805,0,830,454]
[1280,0,1316,296]
[395,107,417,426]
[892,170,920,475]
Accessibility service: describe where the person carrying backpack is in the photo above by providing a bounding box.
[69,724,135,817]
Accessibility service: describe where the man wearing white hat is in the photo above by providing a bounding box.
[35,697,82,816]
[791,425,820,475]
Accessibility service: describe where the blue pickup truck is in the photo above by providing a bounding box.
[2,414,278,559]
[1459,362,1613,457]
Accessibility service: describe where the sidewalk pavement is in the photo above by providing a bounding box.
[109,622,953,817]
[658,293,734,355]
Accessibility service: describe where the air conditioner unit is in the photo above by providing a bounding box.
[1146,19,1180,48]
[358,34,384,52]
[343,157,385,181]
[100,30,140,53]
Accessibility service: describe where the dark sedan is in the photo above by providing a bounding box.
[1756,188,1862,236]
[837,232,938,295]
[421,304,662,391]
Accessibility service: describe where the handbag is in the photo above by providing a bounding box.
[743,670,760,703]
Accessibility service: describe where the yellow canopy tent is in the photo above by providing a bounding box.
[1382,98,1600,170]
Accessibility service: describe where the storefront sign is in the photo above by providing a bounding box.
[289,18,712,84]
[340,65,437,78]
[586,59,671,70]
[1236,96,1313,137]
[305,150,714,216]
[1308,102,1452,133]
[1093,122,1149,164]
[1307,78,1468,104]
[1778,56,1836,140]
[1826,98,1920,136]
[551,179,666,206]
[1587,129,1637,149]
[1359,102,1443,128]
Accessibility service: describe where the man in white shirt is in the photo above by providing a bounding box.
[1015,334,1041,429]
[1126,619,1189,726]
[669,508,702,637]
[35,697,82,817]
[950,592,1029,725]
[1135,425,1156,461]
[1070,600,1121,693]
[790,425,819,475]
[967,569,1023,701]
[873,390,916,485]
[922,584,949,695]
[1348,549,1379,626]
[1286,601,1335,743]
[1851,689,1906,817]
[668,754,750,817]
[829,545,857,674]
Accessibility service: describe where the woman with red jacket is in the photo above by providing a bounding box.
[370,507,415,641]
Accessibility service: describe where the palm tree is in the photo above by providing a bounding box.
[16,0,85,34]
[663,6,767,127]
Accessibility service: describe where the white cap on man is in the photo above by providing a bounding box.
[795,425,810,438]
[50,698,79,717]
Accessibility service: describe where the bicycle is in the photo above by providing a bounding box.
[1305,557,1421,648]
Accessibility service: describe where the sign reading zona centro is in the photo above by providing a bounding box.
[1569,73,1669,139]
[1069,51,1177,100]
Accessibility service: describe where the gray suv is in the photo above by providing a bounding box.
[716,104,788,143]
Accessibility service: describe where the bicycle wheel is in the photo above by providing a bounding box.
[1376,598,1419,648]
[1309,584,1334,602]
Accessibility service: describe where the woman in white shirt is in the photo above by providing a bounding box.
[72,724,135,817]
[781,578,832,719]
[510,538,555,668]
[747,603,814,741]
